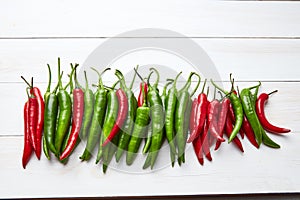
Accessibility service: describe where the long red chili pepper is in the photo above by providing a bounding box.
[27,92,38,157]
[30,87,44,159]
[102,89,128,147]
[187,93,208,143]
[201,120,212,161]
[242,116,259,148]
[225,115,244,152]
[256,91,290,134]
[22,101,33,169]
[207,100,225,142]
[138,82,148,107]
[189,98,198,132]
[60,88,84,160]
[214,97,230,150]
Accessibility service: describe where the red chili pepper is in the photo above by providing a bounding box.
[225,115,244,152]
[138,82,148,107]
[242,116,259,148]
[207,100,225,143]
[102,89,128,147]
[30,87,44,159]
[28,94,38,156]
[193,135,204,165]
[60,88,84,160]
[187,93,208,143]
[201,120,212,161]
[215,98,230,150]
[256,91,290,134]
[189,98,198,132]
[22,101,33,169]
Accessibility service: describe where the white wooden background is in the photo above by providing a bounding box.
[1,0,300,198]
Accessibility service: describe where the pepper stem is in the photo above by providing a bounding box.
[84,71,89,91]
[46,64,52,93]
[206,86,210,96]
[20,76,32,88]
[268,90,278,96]
[58,57,63,90]
[134,67,145,83]
[210,79,228,95]
[147,71,154,89]
[162,80,174,96]
[130,65,139,90]
[52,72,63,93]
[115,69,127,90]
[73,64,83,89]
[172,71,182,90]
[90,67,111,89]
[149,68,160,89]
[190,73,201,96]
[201,79,207,94]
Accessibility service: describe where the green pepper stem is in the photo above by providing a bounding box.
[147,71,154,89]
[134,67,145,83]
[206,86,210,96]
[69,64,75,93]
[52,72,63,93]
[149,68,160,88]
[162,80,174,96]
[248,81,261,90]
[190,73,201,96]
[91,67,111,89]
[268,90,278,96]
[210,79,228,95]
[58,57,63,90]
[201,79,207,94]
[111,79,120,89]
[173,71,182,90]
[130,65,139,90]
[46,64,52,93]
[115,69,127,90]
[84,71,89,91]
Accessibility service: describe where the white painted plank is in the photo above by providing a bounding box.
[2,82,298,136]
[1,130,299,198]
[1,39,300,82]
[1,0,300,37]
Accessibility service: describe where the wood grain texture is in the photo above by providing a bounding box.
[1,0,300,38]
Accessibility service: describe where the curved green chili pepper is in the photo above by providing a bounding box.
[175,72,201,165]
[80,71,95,139]
[80,67,110,161]
[115,69,137,162]
[211,78,244,144]
[165,72,182,167]
[55,58,72,155]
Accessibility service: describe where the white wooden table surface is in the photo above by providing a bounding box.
[1,0,300,198]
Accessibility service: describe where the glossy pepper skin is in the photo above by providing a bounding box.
[22,101,33,169]
[138,82,148,107]
[80,68,110,161]
[60,88,84,160]
[28,94,38,155]
[175,72,201,165]
[114,69,137,162]
[242,116,259,148]
[207,100,225,142]
[255,92,290,134]
[225,114,244,152]
[80,71,95,139]
[165,72,182,167]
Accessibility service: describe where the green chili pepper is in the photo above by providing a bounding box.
[165,72,182,167]
[127,84,150,165]
[115,69,137,162]
[143,68,164,169]
[211,77,244,144]
[42,64,52,160]
[55,58,72,155]
[80,71,95,139]
[99,84,119,173]
[80,67,110,161]
[175,72,201,165]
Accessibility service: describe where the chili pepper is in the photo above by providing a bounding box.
[225,114,244,152]
[190,98,198,134]
[22,100,33,169]
[239,82,263,146]
[99,84,119,173]
[192,135,204,165]
[21,76,44,159]
[256,90,290,134]
[214,97,230,151]
[242,116,259,148]
[60,68,84,160]
[80,67,110,161]
[102,88,128,147]
[187,79,207,143]
[138,82,148,107]
[211,77,243,144]
[80,71,95,139]
[55,58,72,155]
[207,100,225,142]
[42,64,52,160]
[175,72,201,165]
[143,68,165,169]
[126,85,150,165]
[165,72,181,167]
[114,69,137,162]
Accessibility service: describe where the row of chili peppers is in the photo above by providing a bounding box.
[21,58,291,171]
